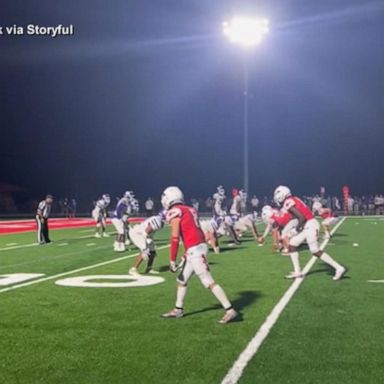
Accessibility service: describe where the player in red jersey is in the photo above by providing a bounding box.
[160,186,237,324]
[312,201,339,239]
[274,186,346,281]
[261,205,298,253]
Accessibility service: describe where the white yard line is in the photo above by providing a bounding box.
[0,234,104,252]
[221,217,347,384]
[0,245,169,294]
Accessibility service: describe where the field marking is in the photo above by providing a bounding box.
[0,243,40,252]
[58,243,69,247]
[221,217,346,384]
[0,244,169,294]
[367,280,384,283]
[0,233,108,252]
[5,243,18,246]
[1,245,112,270]
[86,243,96,247]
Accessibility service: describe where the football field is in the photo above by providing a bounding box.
[0,217,383,384]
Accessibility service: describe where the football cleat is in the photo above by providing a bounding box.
[218,308,238,324]
[333,266,347,281]
[129,267,140,276]
[285,271,304,279]
[145,269,159,275]
[161,308,184,319]
[94,233,101,238]
[103,232,110,238]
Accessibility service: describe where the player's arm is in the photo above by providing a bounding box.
[169,217,181,272]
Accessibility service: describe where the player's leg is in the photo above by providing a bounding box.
[43,218,51,243]
[161,257,194,319]
[287,231,306,278]
[190,244,237,324]
[36,215,44,244]
[306,220,346,281]
[128,228,147,274]
[144,241,158,274]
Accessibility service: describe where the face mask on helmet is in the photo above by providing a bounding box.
[161,186,184,210]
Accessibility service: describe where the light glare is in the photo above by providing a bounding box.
[222,16,269,48]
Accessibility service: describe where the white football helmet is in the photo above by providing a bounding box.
[102,194,111,204]
[124,191,135,200]
[261,205,273,224]
[161,186,184,210]
[312,201,322,212]
[273,186,291,206]
[217,185,225,196]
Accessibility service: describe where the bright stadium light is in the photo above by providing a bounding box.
[222,16,269,48]
[222,15,269,194]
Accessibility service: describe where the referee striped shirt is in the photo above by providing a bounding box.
[37,200,51,219]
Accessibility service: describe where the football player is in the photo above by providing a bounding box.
[229,188,242,218]
[160,186,237,324]
[199,217,220,254]
[128,213,164,275]
[92,194,111,238]
[111,192,132,252]
[234,213,264,244]
[274,186,346,280]
[261,205,297,253]
[312,201,339,239]
[213,186,241,245]
[212,185,226,217]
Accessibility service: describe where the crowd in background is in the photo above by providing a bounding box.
[1,193,384,217]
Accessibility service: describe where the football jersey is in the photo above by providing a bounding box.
[213,193,226,216]
[113,197,130,219]
[271,210,292,228]
[282,196,313,221]
[96,198,109,211]
[138,215,164,233]
[166,204,205,250]
[230,195,242,216]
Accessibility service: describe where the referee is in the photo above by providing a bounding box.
[36,195,53,244]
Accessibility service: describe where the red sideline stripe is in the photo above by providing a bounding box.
[0,217,144,235]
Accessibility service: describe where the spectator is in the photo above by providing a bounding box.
[251,195,259,212]
[144,197,154,217]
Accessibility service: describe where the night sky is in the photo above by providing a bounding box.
[1,0,384,205]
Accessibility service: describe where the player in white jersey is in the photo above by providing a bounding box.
[128,213,165,275]
[111,192,133,252]
[212,185,226,216]
[230,188,242,218]
[234,213,264,244]
[212,186,241,245]
[199,217,220,253]
[92,194,111,238]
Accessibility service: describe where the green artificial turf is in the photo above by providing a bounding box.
[0,218,383,384]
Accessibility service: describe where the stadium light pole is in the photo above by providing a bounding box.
[222,16,269,194]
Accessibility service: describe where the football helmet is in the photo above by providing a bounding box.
[217,185,225,196]
[102,194,111,204]
[124,191,135,200]
[161,186,184,210]
[273,186,291,206]
[261,205,273,223]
